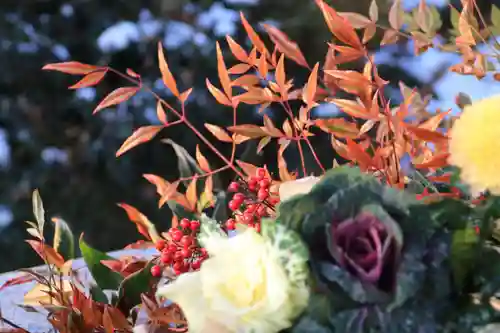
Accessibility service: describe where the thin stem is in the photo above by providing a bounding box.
[281,101,307,176]
[303,135,326,173]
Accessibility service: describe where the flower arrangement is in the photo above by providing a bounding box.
[4,0,500,332]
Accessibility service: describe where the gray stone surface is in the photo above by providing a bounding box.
[0,249,154,332]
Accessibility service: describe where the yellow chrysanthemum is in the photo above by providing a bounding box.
[449,94,500,195]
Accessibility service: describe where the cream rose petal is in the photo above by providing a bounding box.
[156,272,207,333]
[279,176,320,202]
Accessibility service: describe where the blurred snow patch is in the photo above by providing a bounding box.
[75,87,96,101]
[98,21,140,52]
[52,44,70,60]
[0,205,13,229]
[197,2,239,36]
[225,0,259,5]
[0,129,11,168]
[42,147,68,164]
[60,4,74,17]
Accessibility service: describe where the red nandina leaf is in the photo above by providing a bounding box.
[240,12,267,54]
[405,124,448,143]
[69,70,107,89]
[345,138,372,169]
[26,240,65,268]
[261,24,309,68]
[0,274,35,291]
[42,61,99,75]
[315,118,359,138]
[206,79,232,106]
[257,52,269,78]
[419,109,451,131]
[236,87,275,105]
[195,145,210,172]
[226,36,248,62]
[93,87,139,114]
[315,0,362,49]
[158,42,180,97]
[331,45,365,64]
[204,124,233,142]
[227,125,267,138]
[116,125,163,157]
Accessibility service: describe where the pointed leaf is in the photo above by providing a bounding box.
[158,42,179,97]
[116,125,163,157]
[204,124,233,142]
[116,262,158,313]
[32,189,45,235]
[316,0,362,49]
[117,203,160,242]
[227,124,267,138]
[206,79,232,106]
[388,0,404,30]
[93,87,139,114]
[52,217,75,260]
[216,42,232,99]
[240,12,267,53]
[226,36,248,62]
[42,61,99,75]
[195,145,210,172]
[26,240,65,268]
[261,24,308,68]
[69,70,107,89]
[315,118,359,139]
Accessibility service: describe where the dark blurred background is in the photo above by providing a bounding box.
[1,0,499,272]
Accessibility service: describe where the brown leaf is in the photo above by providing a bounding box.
[235,88,274,105]
[226,36,248,62]
[338,12,371,29]
[261,24,308,68]
[457,2,476,45]
[42,61,99,75]
[26,240,65,268]
[93,87,139,114]
[315,118,359,138]
[69,70,107,89]
[240,12,267,54]
[381,29,400,45]
[324,70,372,96]
[227,124,267,138]
[206,79,232,106]
[216,42,232,99]
[369,0,379,22]
[204,124,233,143]
[388,0,403,30]
[228,63,251,74]
[104,306,131,331]
[202,176,215,209]
[257,136,272,154]
[117,203,160,241]
[346,138,372,169]
[196,145,211,172]
[275,53,286,89]
[315,0,362,49]
[233,134,252,144]
[116,125,163,157]
[363,23,377,44]
[158,42,180,97]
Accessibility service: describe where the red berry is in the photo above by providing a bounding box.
[155,239,166,251]
[247,223,255,228]
[255,223,261,233]
[181,235,193,247]
[257,188,269,201]
[229,200,241,211]
[248,178,258,191]
[245,204,256,213]
[180,218,191,229]
[226,218,236,230]
[191,259,202,270]
[173,262,183,270]
[256,205,267,216]
[161,253,173,264]
[181,248,192,258]
[228,181,240,192]
[268,197,279,205]
[256,168,266,180]
[172,229,183,242]
[174,251,184,262]
[259,178,270,188]
[167,244,177,253]
[190,220,200,231]
[199,248,208,257]
[174,269,182,275]
[242,214,252,224]
[151,265,162,277]
[233,193,245,202]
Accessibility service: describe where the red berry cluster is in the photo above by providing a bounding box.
[150,218,208,277]
[225,168,279,232]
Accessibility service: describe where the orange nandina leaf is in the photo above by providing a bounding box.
[261,24,309,68]
[338,12,371,29]
[232,74,261,88]
[381,29,399,45]
[303,63,319,107]
[330,98,376,120]
[258,52,269,78]
[204,123,233,142]
[414,153,449,169]
[315,118,359,138]
[315,0,362,49]
[331,45,365,64]
[158,42,180,97]
[93,87,139,114]
[216,42,232,99]
[275,53,286,90]
[388,0,403,30]
[240,12,267,54]
[282,119,293,137]
[69,70,107,89]
[263,115,283,137]
[142,174,181,208]
[196,145,210,172]
[116,125,163,157]
[457,2,476,45]
[257,136,272,153]
[419,109,451,131]
[324,70,372,95]
[277,140,294,181]
[117,203,160,241]
[226,36,248,62]
[236,160,259,177]
[405,124,448,143]
[227,124,267,138]
[42,61,99,75]
[203,176,214,208]
[186,178,197,211]
[345,138,372,169]
[206,78,232,106]
[26,240,65,268]
[228,63,251,74]
[156,101,168,125]
[233,134,252,144]
[363,23,377,44]
[236,88,274,105]
[180,88,193,104]
[126,68,140,78]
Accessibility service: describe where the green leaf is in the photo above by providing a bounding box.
[491,5,500,29]
[52,217,75,260]
[167,200,199,221]
[162,139,203,186]
[116,261,158,312]
[32,189,45,236]
[79,236,123,292]
[89,284,108,304]
[451,228,480,290]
